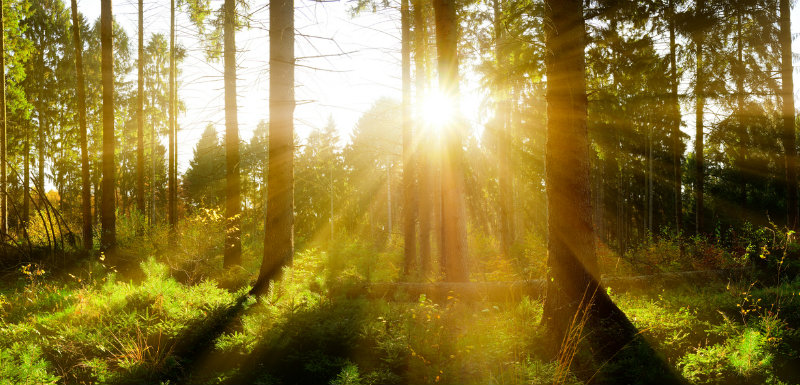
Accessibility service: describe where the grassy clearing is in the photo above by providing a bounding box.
[2,221,800,384]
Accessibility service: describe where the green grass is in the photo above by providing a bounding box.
[2,233,800,385]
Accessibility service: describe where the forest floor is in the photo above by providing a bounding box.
[1,237,799,385]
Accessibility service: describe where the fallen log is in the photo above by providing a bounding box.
[359,268,749,302]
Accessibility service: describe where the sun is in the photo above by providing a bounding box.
[420,89,457,132]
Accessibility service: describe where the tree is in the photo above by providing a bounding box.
[183,124,224,209]
[492,0,515,259]
[401,0,416,277]
[1,0,6,235]
[222,0,241,267]
[69,0,91,249]
[168,0,176,233]
[136,0,144,217]
[780,0,796,228]
[540,0,637,350]
[694,0,706,235]
[432,0,468,282]
[100,0,115,251]
[182,0,243,266]
[413,0,431,273]
[253,0,294,294]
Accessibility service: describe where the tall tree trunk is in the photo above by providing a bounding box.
[669,0,682,235]
[136,0,145,217]
[253,0,294,294]
[168,0,176,231]
[70,0,92,249]
[432,0,468,282]
[413,0,431,274]
[781,0,797,229]
[0,0,6,235]
[22,129,29,227]
[540,0,634,348]
[735,9,747,205]
[493,0,514,258]
[100,0,116,251]
[694,0,705,236]
[223,0,242,267]
[401,0,417,278]
[38,117,45,197]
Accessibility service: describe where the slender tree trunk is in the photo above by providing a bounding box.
[648,123,653,234]
[0,0,6,235]
[168,0,176,232]
[669,0,682,235]
[736,10,747,205]
[493,0,514,258]
[136,0,145,217]
[401,0,417,277]
[38,117,45,197]
[414,0,431,274]
[387,161,392,235]
[253,0,294,294]
[432,0,468,282]
[150,106,155,226]
[22,129,29,227]
[694,0,705,236]
[223,0,242,267]
[70,0,92,249]
[781,0,797,229]
[100,0,116,251]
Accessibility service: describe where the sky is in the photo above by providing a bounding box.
[74,0,800,174]
[76,0,413,173]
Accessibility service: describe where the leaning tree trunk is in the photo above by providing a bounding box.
[70,0,92,249]
[780,0,797,229]
[136,0,145,218]
[223,0,242,267]
[253,0,294,294]
[432,0,468,282]
[100,0,116,251]
[401,0,417,277]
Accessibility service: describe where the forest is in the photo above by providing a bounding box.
[1,0,800,384]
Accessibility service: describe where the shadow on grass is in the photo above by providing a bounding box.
[217,298,371,385]
[144,292,376,385]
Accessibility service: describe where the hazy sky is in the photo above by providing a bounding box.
[74,0,800,173]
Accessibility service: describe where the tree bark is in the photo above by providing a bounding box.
[540,0,635,347]
[401,0,416,278]
[493,0,514,258]
[253,0,294,294]
[223,0,242,267]
[70,0,92,249]
[780,0,797,229]
[0,0,6,235]
[694,0,705,236]
[136,0,145,218]
[168,0,177,232]
[100,0,116,251]
[669,0,682,235]
[413,0,431,274]
[432,0,468,282]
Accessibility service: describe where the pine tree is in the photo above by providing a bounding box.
[432,0,468,282]
[253,0,294,294]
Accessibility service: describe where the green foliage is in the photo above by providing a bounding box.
[0,343,59,384]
